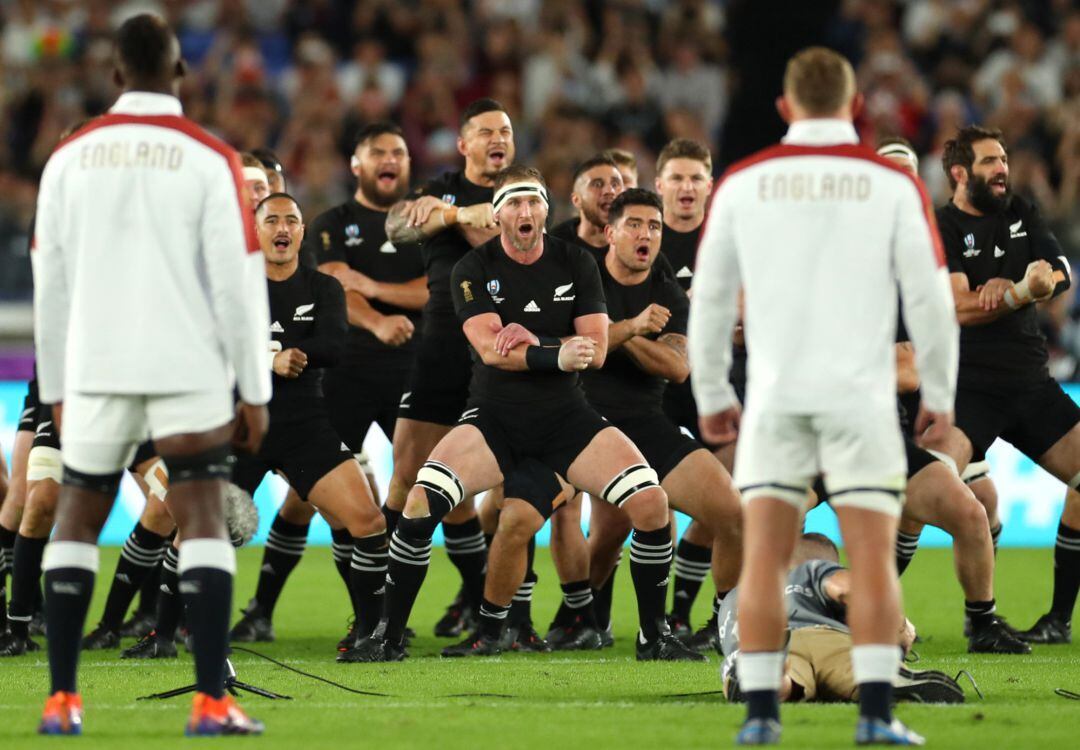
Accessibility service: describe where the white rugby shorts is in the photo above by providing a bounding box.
[61,390,234,475]
[734,406,907,517]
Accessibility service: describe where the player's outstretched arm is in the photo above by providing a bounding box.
[31,157,70,406]
[385,196,452,244]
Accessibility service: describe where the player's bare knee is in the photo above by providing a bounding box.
[497,500,543,546]
[621,486,669,531]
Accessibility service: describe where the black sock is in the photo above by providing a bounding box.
[0,524,15,628]
[594,553,621,631]
[155,546,182,638]
[990,522,1003,555]
[965,598,997,632]
[330,527,354,592]
[1051,522,1080,620]
[9,534,48,639]
[254,515,309,618]
[381,506,402,536]
[479,598,509,640]
[672,538,711,621]
[442,518,487,612]
[510,537,537,627]
[895,530,920,576]
[350,533,389,638]
[178,539,234,699]
[42,542,98,694]
[136,560,162,616]
[384,526,433,644]
[629,524,673,641]
[561,579,598,628]
[859,682,893,723]
[746,690,780,722]
[100,523,167,628]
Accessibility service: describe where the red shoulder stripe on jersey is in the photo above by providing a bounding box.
[711,142,945,267]
[52,113,259,255]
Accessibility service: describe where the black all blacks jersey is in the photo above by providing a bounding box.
[660,223,701,291]
[267,265,347,422]
[452,235,607,406]
[581,258,689,419]
[937,196,1069,391]
[415,171,494,319]
[301,199,424,368]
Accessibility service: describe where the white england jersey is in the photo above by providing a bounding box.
[32,92,271,406]
[689,119,957,417]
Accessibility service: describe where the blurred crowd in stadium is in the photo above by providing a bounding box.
[0,0,1077,371]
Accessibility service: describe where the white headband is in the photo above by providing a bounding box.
[493,181,548,214]
[243,166,269,184]
[877,143,919,170]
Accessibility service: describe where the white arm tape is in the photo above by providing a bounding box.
[1003,277,1032,310]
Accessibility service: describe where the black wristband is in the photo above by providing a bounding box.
[525,345,561,371]
[537,335,560,346]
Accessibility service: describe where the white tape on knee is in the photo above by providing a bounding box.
[961,460,991,484]
[27,446,63,483]
[601,464,660,506]
[416,461,465,509]
[1068,470,1080,491]
[143,458,170,502]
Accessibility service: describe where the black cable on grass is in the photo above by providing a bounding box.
[1054,688,1080,700]
[443,693,517,698]
[661,689,727,698]
[954,670,984,700]
[229,646,392,697]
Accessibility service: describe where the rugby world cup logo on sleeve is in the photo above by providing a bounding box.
[487,279,504,303]
[962,233,980,258]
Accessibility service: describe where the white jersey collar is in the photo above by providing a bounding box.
[781,119,859,146]
[110,92,184,117]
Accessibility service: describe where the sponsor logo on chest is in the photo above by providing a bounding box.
[553,282,575,302]
[962,233,980,258]
[1010,219,1027,239]
[486,279,505,304]
[294,303,315,321]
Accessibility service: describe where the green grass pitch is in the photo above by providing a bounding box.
[1,547,1078,748]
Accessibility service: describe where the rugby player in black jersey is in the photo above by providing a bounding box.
[341,166,679,662]
[637,138,731,648]
[581,189,741,659]
[549,154,624,259]
[231,194,389,654]
[544,153,628,648]
[920,126,1080,645]
[232,124,427,646]
[381,99,514,636]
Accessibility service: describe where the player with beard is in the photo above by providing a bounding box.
[544,153,628,648]
[381,99,513,637]
[921,126,1079,645]
[343,166,682,663]
[232,124,426,647]
[549,154,624,260]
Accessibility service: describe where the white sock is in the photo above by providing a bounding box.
[851,644,900,685]
[737,651,785,691]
